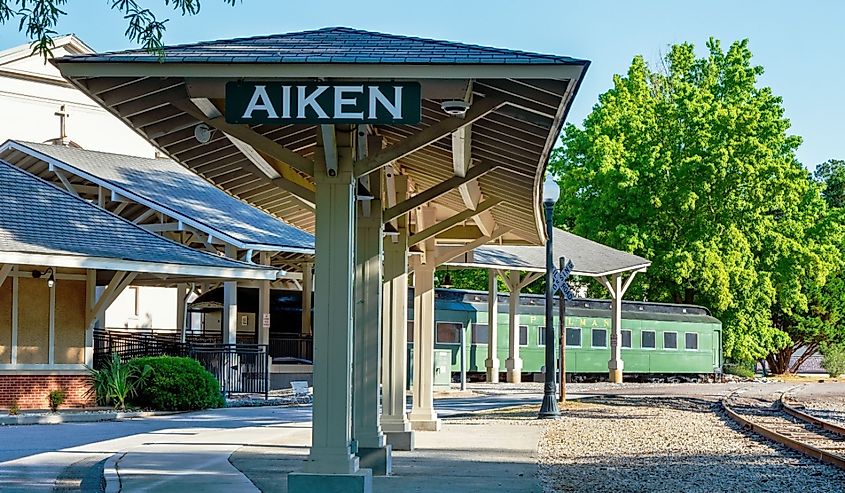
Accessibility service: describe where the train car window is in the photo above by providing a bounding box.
[664,332,678,349]
[538,326,545,346]
[591,328,607,348]
[519,325,529,346]
[641,330,656,349]
[621,330,632,348]
[472,324,489,344]
[407,321,414,343]
[565,327,581,347]
[436,322,463,344]
[685,332,698,350]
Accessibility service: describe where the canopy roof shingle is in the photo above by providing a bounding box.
[448,228,651,278]
[0,158,277,280]
[0,140,314,253]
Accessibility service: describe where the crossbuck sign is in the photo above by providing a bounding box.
[552,258,575,301]
[225,81,422,125]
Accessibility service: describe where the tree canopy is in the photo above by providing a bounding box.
[815,159,845,209]
[549,38,838,362]
[0,0,237,59]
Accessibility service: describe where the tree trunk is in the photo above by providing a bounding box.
[766,346,794,375]
[789,343,819,374]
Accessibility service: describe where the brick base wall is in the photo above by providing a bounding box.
[0,374,93,410]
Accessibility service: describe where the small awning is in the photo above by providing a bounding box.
[0,159,277,281]
[447,228,650,278]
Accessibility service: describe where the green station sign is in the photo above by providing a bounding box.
[225,81,421,125]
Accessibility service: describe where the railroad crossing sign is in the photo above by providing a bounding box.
[552,258,575,301]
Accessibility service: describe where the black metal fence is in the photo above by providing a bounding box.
[94,330,269,398]
[269,334,313,362]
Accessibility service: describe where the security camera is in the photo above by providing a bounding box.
[441,100,470,116]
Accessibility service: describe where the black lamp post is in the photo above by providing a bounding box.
[539,175,560,419]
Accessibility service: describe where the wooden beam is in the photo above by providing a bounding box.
[51,168,79,197]
[408,199,502,247]
[141,221,183,232]
[434,227,512,266]
[172,99,315,177]
[382,161,500,223]
[86,271,137,329]
[0,264,12,288]
[271,177,316,208]
[321,124,338,176]
[453,124,496,236]
[354,96,505,177]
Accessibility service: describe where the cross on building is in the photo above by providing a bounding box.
[54,105,70,145]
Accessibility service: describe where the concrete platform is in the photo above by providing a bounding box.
[230,419,543,493]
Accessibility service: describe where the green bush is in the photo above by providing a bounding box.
[724,361,756,379]
[128,356,224,411]
[48,389,67,412]
[88,353,151,410]
[821,344,845,378]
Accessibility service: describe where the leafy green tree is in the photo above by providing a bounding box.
[0,0,237,59]
[550,38,830,362]
[814,159,845,208]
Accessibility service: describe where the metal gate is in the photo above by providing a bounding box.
[190,344,270,398]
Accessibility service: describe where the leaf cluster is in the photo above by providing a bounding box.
[128,356,224,411]
[87,352,151,410]
[0,0,238,60]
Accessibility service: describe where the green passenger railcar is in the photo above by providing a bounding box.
[410,289,722,378]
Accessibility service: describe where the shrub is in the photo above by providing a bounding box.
[87,353,151,410]
[48,389,67,413]
[821,344,845,378]
[8,400,19,416]
[724,360,756,379]
[129,356,224,411]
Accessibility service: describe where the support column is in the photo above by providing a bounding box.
[485,270,500,383]
[505,270,523,383]
[258,252,271,346]
[352,167,390,475]
[408,263,441,431]
[85,269,96,367]
[290,127,370,493]
[223,244,238,345]
[301,262,313,335]
[381,175,413,451]
[176,283,188,343]
[608,274,624,383]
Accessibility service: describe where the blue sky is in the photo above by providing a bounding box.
[2,1,842,169]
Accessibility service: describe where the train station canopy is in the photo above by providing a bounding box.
[0,158,277,282]
[447,227,651,278]
[51,26,590,247]
[0,140,314,271]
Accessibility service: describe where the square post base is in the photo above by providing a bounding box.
[288,470,372,493]
[608,369,623,383]
[384,430,415,451]
[358,446,392,476]
[506,370,522,383]
[410,419,442,431]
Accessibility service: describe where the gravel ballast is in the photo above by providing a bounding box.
[538,397,845,493]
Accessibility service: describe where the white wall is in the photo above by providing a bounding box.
[105,286,178,331]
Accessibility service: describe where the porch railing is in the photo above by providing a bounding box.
[269,334,313,362]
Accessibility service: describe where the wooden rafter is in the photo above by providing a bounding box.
[408,198,502,247]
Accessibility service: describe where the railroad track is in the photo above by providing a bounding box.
[722,389,845,469]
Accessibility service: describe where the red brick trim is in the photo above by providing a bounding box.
[0,374,93,410]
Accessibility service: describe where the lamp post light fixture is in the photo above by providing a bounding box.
[539,175,560,419]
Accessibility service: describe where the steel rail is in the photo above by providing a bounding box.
[781,398,845,438]
[721,393,845,470]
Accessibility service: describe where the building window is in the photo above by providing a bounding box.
[436,322,463,344]
[407,321,414,343]
[519,325,528,346]
[664,332,678,350]
[472,324,489,344]
[591,328,607,348]
[685,332,698,350]
[621,330,632,349]
[642,330,656,349]
[565,327,581,347]
[538,326,545,346]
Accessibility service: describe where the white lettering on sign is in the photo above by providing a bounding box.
[368,86,402,120]
[334,85,364,119]
[298,85,329,119]
[242,85,278,119]
[281,85,292,119]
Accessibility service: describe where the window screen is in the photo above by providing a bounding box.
[685,332,698,350]
[641,330,656,349]
[519,325,528,346]
[591,329,607,348]
[621,330,632,348]
[566,327,581,347]
[472,324,489,344]
[407,321,414,343]
[664,332,678,349]
[436,322,462,344]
